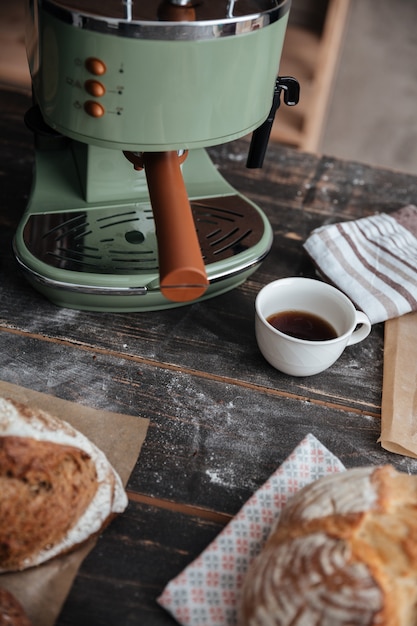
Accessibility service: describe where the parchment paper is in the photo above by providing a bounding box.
[380,312,417,458]
[0,381,149,626]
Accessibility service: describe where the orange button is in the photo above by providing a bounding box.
[85,79,106,97]
[85,57,106,76]
[84,100,105,118]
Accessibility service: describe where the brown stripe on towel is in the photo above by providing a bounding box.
[321,226,396,319]
[352,220,417,309]
[338,223,417,311]
[366,214,417,273]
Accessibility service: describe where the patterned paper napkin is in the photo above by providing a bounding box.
[157,433,345,626]
[303,205,417,325]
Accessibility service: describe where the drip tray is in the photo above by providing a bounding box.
[22,195,266,274]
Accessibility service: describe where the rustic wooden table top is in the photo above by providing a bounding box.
[2,86,417,625]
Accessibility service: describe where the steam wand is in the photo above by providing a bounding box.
[227,1,237,17]
[123,0,133,20]
[246,76,300,169]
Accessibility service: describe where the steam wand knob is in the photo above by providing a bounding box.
[246,76,300,169]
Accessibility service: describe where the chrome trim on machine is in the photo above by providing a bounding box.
[39,0,290,40]
[13,238,271,296]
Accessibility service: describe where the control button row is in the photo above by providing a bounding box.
[84,58,106,117]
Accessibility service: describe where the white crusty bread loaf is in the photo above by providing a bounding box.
[0,396,128,572]
[239,465,417,626]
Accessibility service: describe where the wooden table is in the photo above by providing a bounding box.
[2,86,417,625]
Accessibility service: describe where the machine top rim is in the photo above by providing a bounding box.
[38,0,291,40]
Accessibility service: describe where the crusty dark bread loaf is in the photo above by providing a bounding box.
[0,397,128,572]
[0,587,33,626]
[239,465,417,626]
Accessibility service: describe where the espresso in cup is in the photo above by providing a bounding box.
[267,310,338,341]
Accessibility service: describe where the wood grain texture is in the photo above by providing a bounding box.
[2,87,417,625]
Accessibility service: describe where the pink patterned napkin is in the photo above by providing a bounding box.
[157,433,345,626]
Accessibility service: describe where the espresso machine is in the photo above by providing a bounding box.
[14,0,299,311]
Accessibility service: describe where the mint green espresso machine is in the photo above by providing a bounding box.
[14,0,298,311]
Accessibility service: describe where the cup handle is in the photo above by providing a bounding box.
[347,311,371,346]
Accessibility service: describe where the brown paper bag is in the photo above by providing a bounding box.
[380,312,417,458]
[0,381,149,626]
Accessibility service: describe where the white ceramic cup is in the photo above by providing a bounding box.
[255,277,371,376]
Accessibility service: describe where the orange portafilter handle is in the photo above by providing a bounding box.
[142,151,209,302]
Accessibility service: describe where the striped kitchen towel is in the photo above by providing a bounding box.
[303,205,417,324]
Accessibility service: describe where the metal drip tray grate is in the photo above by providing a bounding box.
[22,195,266,275]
